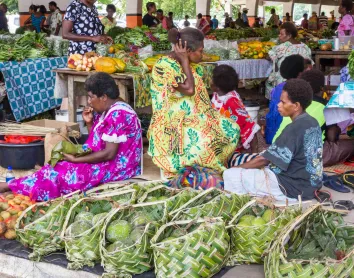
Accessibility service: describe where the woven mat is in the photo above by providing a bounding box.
[324,162,354,174]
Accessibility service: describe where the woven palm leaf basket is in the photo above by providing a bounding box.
[100,201,168,278]
[169,188,224,219]
[171,189,251,222]
[60,188,137,270]
[15,190,80,261]
[137,184,199,214]
[227,199,301,265]
[151,218,230,278]
[265,204,354,278]
[86,180,164,200]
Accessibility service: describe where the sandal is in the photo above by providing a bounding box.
[314,189,332,203]
[333,200,354,211]
[342,171,354,189]
[323,173,350,193]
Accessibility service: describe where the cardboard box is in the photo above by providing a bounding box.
[24,119,80,133]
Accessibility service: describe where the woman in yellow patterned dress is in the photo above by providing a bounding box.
[148,28,240,177]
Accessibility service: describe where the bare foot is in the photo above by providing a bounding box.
[0,182,10,193]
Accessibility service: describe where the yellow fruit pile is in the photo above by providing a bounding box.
[238,41,276,59]
[95,57,127,74]
[0,193,34,240]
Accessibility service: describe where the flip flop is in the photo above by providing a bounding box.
[323,173,350,193]
[333,200,354,211]
[342,171,354,189]
[314,189,332,203]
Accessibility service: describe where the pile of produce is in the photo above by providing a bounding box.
[227,199,301,265]
[151,218,230,278]
[265,204,354,278]
[61,189,135,270]
[0,31,68,62]
[15,191,79,261]
[348,50,354,79]
[100,201,168,277]
[112,26,171,52]
[238,41,276,59]
[67,52,100,72]
[0,193,33,240]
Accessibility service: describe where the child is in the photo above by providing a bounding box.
[224,79,323,201]
[211,65,260,153]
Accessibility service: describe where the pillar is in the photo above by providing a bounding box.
[126,0,143,28]
[196,0,212,18]
[311,3,321,15]
[282,0,294,21]
[245,0,259,27]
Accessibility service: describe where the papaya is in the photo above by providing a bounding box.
[202,53,220,62]
[113,58,127,72]
[95,57,119,74]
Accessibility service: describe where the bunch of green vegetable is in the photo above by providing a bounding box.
[348,50,354,79]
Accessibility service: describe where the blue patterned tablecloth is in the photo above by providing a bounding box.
[216,59,272,79]
[0,57,67,121]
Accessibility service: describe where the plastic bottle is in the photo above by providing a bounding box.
[5,166,15,184]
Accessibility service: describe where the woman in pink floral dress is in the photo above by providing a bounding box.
[3,73,142,201]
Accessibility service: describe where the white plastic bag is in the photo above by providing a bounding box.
[138,45,153,60]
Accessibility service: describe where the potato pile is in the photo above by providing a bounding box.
[0,193,33,239]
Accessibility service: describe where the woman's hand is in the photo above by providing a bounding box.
[174,40,189,64]
[82,106,93,124]
[91,35,113,44]
[62,153,77,163]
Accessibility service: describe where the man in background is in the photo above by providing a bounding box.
[0,3,8,32]
[242,8,249,27]
[166,12,175,30]
[184,15,190,27]
[48,1,62,36]
[211,15,218,29]
[224,12,232,28]
[318,12,328,29]
[143,2,159,27]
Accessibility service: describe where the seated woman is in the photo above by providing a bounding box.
[224,79,323,201]
[266,22,312,98]
[211,65,260,153]
[148,28,239,178]
[265,54,305,144]
[1,73,142,201]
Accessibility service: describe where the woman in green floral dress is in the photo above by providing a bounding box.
[148,28,240,178]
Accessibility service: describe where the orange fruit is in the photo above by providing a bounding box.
[108,46,115,54]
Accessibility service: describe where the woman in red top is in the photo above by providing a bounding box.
[196,13,210,34]
[211,65,260,153]
[301,13,309,29]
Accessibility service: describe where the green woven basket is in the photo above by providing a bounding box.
[138,184,199,214]
[15,191,79,261]
[227,199,301,265]
[171,190,251,222]
[100,201,168,278]
[151,218,230,278]
[61,189,137,270]
[265,204,354,278]
[169,188,224,219]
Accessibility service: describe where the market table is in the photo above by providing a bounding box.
[0,57,66,121]
[54,69,134,122]
[312,50,350,70]
[215,59,272,80]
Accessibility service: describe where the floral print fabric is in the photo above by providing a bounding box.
[9,102,142,201]
[265,42,312,98]
[148,56,240,177]
[64,0,104,55]
[211,91,260,150]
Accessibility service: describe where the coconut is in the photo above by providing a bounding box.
[106,241,127,253]
[251,217,266,227]
[158,196,168,201]
[129,227,145,242]
[75,212,94,223]
[92,212,108,226]
[132,213,152,227]
[262,209,277,222]
[239,214,256,224]
[237,221,252,228]
[68,220,93,237]
[146,197,158,202]
[106,220,132,243]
